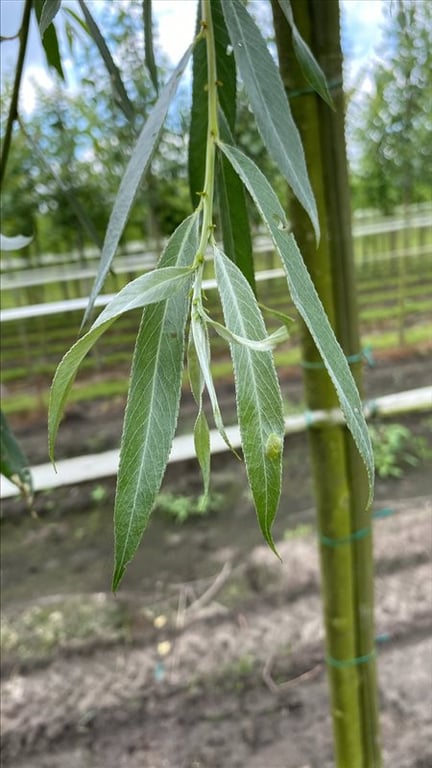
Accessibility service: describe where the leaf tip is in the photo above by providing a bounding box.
[112,564,125,593]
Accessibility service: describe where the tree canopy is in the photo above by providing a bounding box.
[350,0,432,213]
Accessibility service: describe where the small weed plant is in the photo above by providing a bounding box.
[155,491,224,524]
[370,422,430,478]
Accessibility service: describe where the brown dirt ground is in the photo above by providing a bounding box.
[1,350,432,768]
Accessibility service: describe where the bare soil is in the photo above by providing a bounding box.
[1,350,432,768]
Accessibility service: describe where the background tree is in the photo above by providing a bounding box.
[350,0,432,213]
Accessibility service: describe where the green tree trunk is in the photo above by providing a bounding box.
[272,1,381,766]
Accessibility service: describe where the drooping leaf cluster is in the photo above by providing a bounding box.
[2,0,373,589]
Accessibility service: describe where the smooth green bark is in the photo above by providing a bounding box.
[272,1,381,766]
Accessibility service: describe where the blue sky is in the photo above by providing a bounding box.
[1,0,386,113]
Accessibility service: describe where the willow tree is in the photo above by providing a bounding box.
[2,1,376,766]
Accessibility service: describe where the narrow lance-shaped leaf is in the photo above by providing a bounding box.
[191,311,235,455]
[188,0,236,202]
[39,0,62,37]
[216,110,255,292]
[188,26,206,204]
[1,411,33,503]
[143,0,159,93]
[214,247,285,552]
[187,331,211,505]
[34,0,64,79]
[78,0,135,122]
[49,266,193,460]
[112,215,199,590]
[84,43,193,325]
[219,142,374,500]
[200,307,288,351]
[278,0,334,108]
[221,0,319,239]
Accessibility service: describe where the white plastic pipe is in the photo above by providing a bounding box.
[1,387,430,499]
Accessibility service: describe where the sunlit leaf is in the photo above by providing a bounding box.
[112,215,199,589]
[278,0,334,108]
[84,43,193,325]
[221,0,319,239]
[39,0,61,37]
[34,0,64,79]
[214,247,285,552]
[49,266,193,461]
[219,142,374,499]
[1,411,33,503]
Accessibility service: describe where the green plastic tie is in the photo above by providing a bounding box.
[327,633,391,670]
[326,648,376,670]
[319,508,395,548]
[320,526,370,548]
[301,347,374,370]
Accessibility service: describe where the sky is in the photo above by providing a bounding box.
[1,0,386,114]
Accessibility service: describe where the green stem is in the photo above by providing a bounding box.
[195,0,219,263]
[0,0,32,186]
[192,0,219,312]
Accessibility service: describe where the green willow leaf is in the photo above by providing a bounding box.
[191,312,234,454]
[1,410,33,503]
[278,0,334,108]
[39,0,62,37]
[49,265,193,461]
[216,111,255,292]
[188,26,206,204]
[84,43,193,326]
[34,0,64,79]
[259,303,295,330]
[219,142,374,500]
[187,328,211,501]
[112,215,199,590]
[201,308,288,351]
[221,0,319,240]
[214,247,285,552]
[78,0,134,122]
[188,0,235,202]
[143,0,159,94]
[193,409,211,506]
